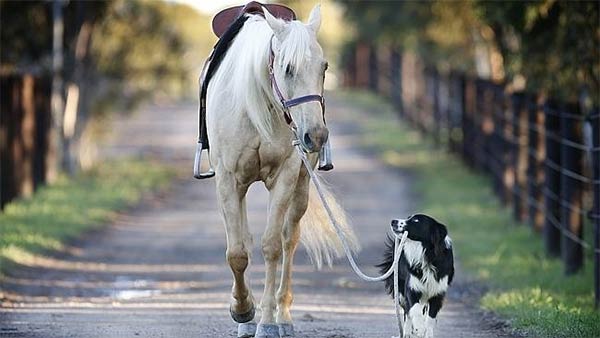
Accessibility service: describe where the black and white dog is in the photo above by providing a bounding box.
[377,214,454,338]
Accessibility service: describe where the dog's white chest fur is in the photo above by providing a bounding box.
[403,240,449,297]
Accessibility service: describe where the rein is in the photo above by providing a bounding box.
[268,35,325,126]
[293,143,408,338]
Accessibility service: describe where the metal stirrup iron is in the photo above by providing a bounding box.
[318,138,333,171]
[193,142,215,179]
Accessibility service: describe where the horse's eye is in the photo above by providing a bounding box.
[324,62,329,71]
[285,64,294,77]
[414,218,419,223]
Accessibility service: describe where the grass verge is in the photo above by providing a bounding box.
[332,90,599,338]
[0,159,173,273]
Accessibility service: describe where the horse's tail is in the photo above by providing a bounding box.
[299,176,360,269]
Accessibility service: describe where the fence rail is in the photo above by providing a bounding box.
[342,43,600,308]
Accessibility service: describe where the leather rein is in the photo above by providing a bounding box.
[267,35,325,127]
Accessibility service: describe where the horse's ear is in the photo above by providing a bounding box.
[307,4,321,33]
[263,6,285,36]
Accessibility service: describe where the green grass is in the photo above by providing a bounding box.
[0,159,173,272]
[333,90,600,338]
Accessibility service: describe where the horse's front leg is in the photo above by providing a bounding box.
[257,173,297,337]
[275,174,309,337]
[215,172,255,325]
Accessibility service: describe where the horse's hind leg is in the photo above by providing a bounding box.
[215,173,255,325]
[275,177,309,337]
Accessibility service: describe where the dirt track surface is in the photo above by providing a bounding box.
[0,95,513,338]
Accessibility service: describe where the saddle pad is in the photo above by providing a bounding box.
[212,1,296,38]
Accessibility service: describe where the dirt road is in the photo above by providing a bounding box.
[1,94,512,338]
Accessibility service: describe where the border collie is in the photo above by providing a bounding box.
[377,214,454,338]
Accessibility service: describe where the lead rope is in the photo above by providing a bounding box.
[293,143,408,338]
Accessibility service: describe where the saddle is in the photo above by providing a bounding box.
[212,2,296,38]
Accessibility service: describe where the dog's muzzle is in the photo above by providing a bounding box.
[391,218,407,234]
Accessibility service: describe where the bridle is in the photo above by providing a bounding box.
[268,35,325,128]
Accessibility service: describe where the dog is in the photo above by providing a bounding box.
[377,214,454,338]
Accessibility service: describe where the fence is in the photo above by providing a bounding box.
[0,73,53,209]
[342,43,600,307]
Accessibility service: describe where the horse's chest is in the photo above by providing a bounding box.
[231,141,294,185]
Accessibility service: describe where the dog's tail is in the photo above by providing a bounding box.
[300,175,359,269]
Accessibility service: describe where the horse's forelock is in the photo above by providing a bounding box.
[278,21,315,76]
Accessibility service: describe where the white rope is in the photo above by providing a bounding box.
[294,145,408,338]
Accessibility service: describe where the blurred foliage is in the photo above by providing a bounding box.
[1,0,214,109]
[335,89,599,337]
[1,1,53,69]
[1,0,107,73]
[91,0,215,108]
[0,158,172,273]
[478,1,599,103]
[336,0,599,104]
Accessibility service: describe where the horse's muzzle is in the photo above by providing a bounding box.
[302,127,329,153]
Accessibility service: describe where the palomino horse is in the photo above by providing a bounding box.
[206,4,358,337]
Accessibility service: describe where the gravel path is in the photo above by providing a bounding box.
[0,95,513,338]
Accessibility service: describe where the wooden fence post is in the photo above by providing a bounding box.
[432,69,440,146]
[499,88,512,205]
[452,74,466,155]
[473,80,484,171]
[527,96,545,231]
[390,49,403,116]
[355,43,369,89]
[512,92,528,221]
[591,111,599,308]
[544,101,561,257]
[491,85,504,201]
[560,103,584,274]
[368,44,378,92]
[462,77,475,168]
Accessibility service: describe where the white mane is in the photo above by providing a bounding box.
[209,14,315,140]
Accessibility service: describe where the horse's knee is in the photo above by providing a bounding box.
[227,246,249,273]
[261,241,281,262]
[282,224,300,249]
[277,289,293,305]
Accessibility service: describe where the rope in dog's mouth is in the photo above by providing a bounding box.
[293,142,409,338]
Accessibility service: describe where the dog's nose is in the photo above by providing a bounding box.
[391,219,407,233]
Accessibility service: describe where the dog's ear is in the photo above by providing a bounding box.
[432,223,448,257]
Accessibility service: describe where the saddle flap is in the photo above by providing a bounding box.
[212,1,296,38]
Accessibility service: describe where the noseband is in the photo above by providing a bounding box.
[268,36,325,127]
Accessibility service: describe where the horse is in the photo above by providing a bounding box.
[205,4,358,337]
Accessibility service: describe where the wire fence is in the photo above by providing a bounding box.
[342,43,600,308]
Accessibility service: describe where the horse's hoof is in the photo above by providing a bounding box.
[278,323,294,337]
[237,322,257,338]
[230,305,255,323]
[255,323,280,338]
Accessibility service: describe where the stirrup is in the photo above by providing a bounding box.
[318,138,333,171]
[193,142,215,179]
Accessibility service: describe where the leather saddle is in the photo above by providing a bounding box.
[211,1,296,37]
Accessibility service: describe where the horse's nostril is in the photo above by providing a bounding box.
[303,133,314,150]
